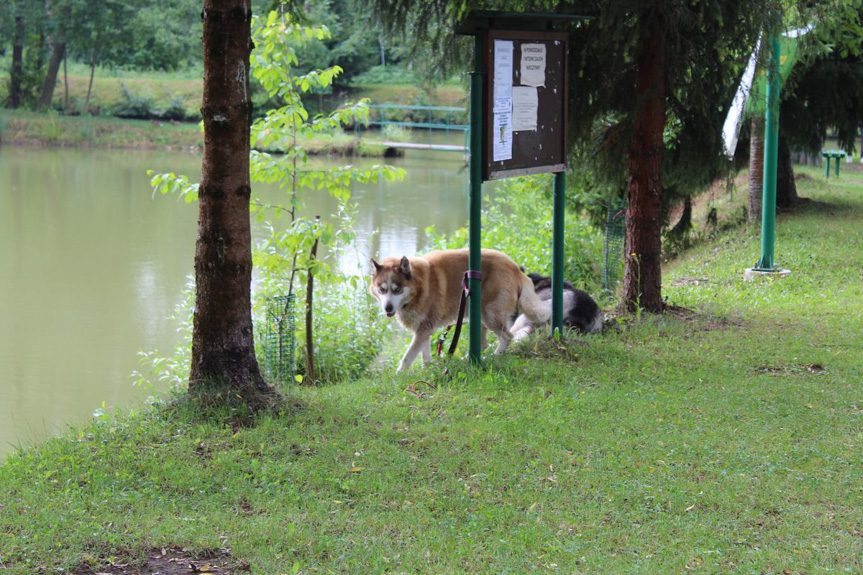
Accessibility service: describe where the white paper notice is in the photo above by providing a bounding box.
[520,43,546,87]
[512,86,538,132]
[492,40,514,161]
[493,111,513,161]
[493,40,513,113]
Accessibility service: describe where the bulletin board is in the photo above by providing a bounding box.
[483,29,568,181]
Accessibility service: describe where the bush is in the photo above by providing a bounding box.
[381,123,410,141]
[255,282,389,386]
[296,287,390,384]
[111,82,156,119]
[426,174,605,291]
[151,93,187,120]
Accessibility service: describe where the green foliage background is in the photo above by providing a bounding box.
[427,174,605,292]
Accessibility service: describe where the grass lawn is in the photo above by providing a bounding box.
[0,166,861,574]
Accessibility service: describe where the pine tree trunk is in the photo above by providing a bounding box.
[748,116,764,222]
[776,136,798,208]
[8,16,24,109]
[192,0,274,405]
[36,42,65,111]
[623,13,665,313]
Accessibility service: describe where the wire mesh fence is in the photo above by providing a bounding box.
[260,294,296,385]
[602,199,626,296]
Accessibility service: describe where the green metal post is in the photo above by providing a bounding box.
[551,170,565,336]
[468,31,485,364]
[755,31,781,271]
[824,154,830,178]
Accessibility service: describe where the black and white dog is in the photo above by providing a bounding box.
[511,273,603,340]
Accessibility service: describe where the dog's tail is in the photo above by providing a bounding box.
[516,274,551,324]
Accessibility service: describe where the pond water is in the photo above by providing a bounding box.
[0,141,470,458]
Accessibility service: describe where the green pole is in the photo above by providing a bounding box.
[551,170,565,336]
[468,31,485,364]
[755,31,780,271]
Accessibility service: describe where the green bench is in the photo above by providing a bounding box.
[821,149,847,178]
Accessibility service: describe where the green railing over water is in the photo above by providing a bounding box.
[366,104,469,134]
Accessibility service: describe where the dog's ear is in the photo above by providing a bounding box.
[370,258,382,274]
[399,256,412,279]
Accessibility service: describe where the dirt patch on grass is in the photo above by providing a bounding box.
[665,304,745,331]
[73,547,246,575]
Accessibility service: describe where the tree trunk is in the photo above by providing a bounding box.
[36,41,65,111]
[63,53,69,111]
[85,35,100,113]
[776,136,798,208]
[304,230,319,385]
[192,0,274,405]
[748,116,764,222]
[623,12,665,313]
[8,16,24,109]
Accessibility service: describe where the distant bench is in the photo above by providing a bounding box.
[821,149,846,178]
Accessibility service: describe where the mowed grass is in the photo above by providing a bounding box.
[0,166,861,574]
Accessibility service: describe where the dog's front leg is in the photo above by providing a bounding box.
[397,330,432,371]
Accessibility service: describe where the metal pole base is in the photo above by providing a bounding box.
[743,267,791,280]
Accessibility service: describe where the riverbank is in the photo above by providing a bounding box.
[0,110,395,156]
[0,166,860,573]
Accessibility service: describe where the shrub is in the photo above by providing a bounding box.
[111,82,156,119]
[296,286,390,384]
[426,174,605,291]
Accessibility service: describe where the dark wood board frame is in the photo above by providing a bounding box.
[483,29,568,181]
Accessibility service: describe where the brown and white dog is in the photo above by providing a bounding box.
[370,248,551,371]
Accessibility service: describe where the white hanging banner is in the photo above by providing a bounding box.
[722,35,761,158]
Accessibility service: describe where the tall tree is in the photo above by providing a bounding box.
[366,0,769,313]
[35,0,68,111]
[194,0,274,405]
[1,0,48,109]
[8,13,25,109]
[778,6,863,189]
[622,9,666,311]
[738,5,863,209]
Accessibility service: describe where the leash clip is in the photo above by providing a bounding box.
[462,269,482,293]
